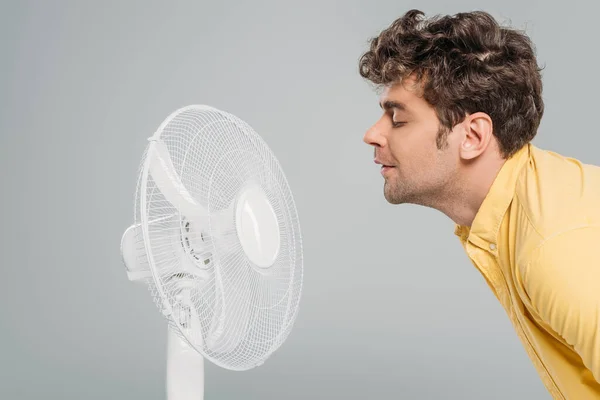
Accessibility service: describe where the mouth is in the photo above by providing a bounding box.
[380,165,394,175]
[374,158,395,174]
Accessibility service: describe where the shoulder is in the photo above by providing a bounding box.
[508,145,600,268]
[513,145,600,236]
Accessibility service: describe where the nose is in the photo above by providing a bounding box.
[363,120,386,148]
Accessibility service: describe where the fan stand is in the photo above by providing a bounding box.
[121,225,206,400]
[167,324,205,400]
[166,286,205,400]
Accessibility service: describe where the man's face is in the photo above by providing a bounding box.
[363,76,461,205]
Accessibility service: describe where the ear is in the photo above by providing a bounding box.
[459,112,494,160]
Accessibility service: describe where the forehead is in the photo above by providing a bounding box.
[378,78,427,113]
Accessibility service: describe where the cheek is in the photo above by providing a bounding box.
[388,132,429,165]
[386,135,410,164]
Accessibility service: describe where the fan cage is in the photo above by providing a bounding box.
[132,105,303,371]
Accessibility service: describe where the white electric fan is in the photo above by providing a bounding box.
[120,105,303,399]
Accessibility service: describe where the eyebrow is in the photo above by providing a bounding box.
[379,100,408,112]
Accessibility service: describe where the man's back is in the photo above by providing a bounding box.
[456,143,600,399]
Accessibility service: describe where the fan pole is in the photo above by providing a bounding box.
[166,326,205,400]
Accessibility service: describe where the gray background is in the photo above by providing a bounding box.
[1,0,598,399]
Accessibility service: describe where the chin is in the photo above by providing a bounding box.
[385,195,404,205]
[383,184,405,205]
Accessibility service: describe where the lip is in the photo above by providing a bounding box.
[375,158,395,175]
[374,159,393,166]
[380,165,394,175]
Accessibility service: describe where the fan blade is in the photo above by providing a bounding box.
[204,262,252,355]
[121,223,150,281]
[148,139,206,217]
[121,214,178,282]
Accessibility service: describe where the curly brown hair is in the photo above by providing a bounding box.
[358,9,544,159]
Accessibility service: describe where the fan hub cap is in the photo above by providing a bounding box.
[235,182,280,269]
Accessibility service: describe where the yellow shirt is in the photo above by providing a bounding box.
[454,143,600,399]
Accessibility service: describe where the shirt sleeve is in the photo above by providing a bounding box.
[521,226,600,384]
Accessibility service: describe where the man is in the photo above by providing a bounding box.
[359,9,600,399]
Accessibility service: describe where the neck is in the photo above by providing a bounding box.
[433,156,506,228]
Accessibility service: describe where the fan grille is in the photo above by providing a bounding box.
[134,105,303,371]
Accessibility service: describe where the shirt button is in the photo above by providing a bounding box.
[489,243,497,251]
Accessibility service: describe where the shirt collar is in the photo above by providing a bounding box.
[454,143,531,247]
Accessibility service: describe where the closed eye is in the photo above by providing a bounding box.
[392,121,407,128]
